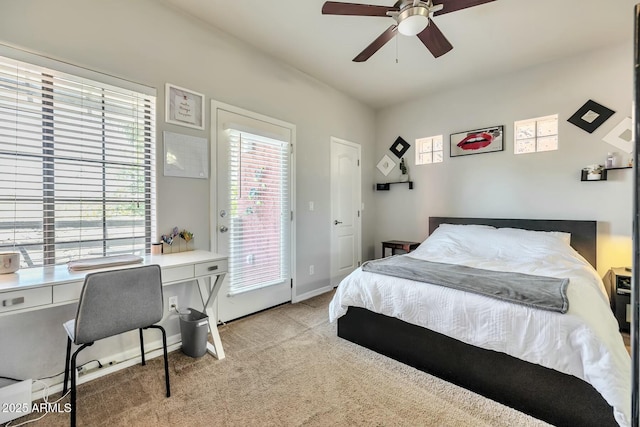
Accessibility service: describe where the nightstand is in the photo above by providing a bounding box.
[611,267,631,332]
[381,240,420,258]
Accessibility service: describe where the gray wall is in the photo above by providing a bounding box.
[0,0,376,380]
[373,42,634,276]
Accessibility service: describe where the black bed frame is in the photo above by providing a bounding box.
[338,217,618,427]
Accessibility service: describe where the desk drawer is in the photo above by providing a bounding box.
[195,260,228,277]
[53,281,83,303]
[162,265,194,283]
[0,287,51,313]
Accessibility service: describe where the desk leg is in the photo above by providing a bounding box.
[197,273,226,360]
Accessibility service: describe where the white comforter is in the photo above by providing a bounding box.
[329,224,631,426]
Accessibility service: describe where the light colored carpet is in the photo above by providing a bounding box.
[18,291,550,426]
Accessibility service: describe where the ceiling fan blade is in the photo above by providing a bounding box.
[322,1,398,17]
[417,19,453,58]
[432,0,496,16]
[353,25,398,62]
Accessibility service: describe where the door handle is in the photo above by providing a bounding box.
[334,220,343,225]
[219,226,228,233]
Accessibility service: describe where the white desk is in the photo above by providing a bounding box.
[0,250,228,360]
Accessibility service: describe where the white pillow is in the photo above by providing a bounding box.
[436,223,496,233]
[413,222,572,261]
[428,223,571,247]
[496,227,571,246]
[412,223,500,257]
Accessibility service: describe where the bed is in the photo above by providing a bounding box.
[329,217,631,427]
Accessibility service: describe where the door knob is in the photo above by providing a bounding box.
[334,220,343,225]
[219,226,228,233]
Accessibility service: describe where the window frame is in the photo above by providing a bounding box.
[514,114,559,155]
[0,45,156,267]
[415,135,444,165]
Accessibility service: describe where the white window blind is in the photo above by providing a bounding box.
[226,129,290,295]
[0,53,156,268]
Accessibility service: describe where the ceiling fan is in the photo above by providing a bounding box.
[322,0,496,62]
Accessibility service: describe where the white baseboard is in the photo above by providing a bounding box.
[32,332,183,400]
[0,379,32,423]
[293,285,333,303]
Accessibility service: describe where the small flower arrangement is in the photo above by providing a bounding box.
[161,227,194,252]
[179,229,193,243]
[583,164,605,181]
[399,157,409,182]
[399,158,408,175]
[583,164,604,174]
[161,227,179,246]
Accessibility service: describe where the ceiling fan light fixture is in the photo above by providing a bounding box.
[397,6,429,36]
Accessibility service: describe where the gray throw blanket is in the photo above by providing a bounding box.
[362,256,569,313]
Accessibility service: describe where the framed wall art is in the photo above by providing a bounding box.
[165,83,205,130]
[376,154,396,176]
[389,136,410,158]
[602,117,633,153]
[163,131,208,179]
[567,99,615,134]
[450,125,504,157]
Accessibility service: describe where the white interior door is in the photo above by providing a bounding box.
[330,137,361,286]
[213,105,294,322]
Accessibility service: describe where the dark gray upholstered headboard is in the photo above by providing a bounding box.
[428,217,598,268]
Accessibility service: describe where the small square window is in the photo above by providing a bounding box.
[419,152,433,164]
[537,136,558,152]
[416,135,443,165]
[514,114,558,155]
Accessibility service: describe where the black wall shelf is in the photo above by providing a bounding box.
[580,166,632,182]
[376,181,413,190]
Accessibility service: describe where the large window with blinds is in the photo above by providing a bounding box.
[0,51,156,268]
[226,129,290,295]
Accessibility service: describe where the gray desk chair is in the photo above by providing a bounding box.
[62,264,170,427]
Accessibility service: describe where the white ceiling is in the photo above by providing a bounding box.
[164,0,637,109]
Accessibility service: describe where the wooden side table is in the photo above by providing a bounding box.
[381,240,420,257]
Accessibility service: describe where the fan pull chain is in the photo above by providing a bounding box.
[395,34,398,64]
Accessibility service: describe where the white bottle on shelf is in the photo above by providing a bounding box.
[606,152,614,169]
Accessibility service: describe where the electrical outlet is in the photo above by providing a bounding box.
[309,265,314,275]
[168,296,178,312]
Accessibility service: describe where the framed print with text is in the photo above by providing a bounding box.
[165,83,205,130]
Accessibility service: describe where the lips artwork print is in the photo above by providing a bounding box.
[450,125,504,157]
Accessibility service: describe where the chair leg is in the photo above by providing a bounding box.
[70,343,92,427]
[139,328,146,366]
[147,325,171,398]
[63,337,72,394]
